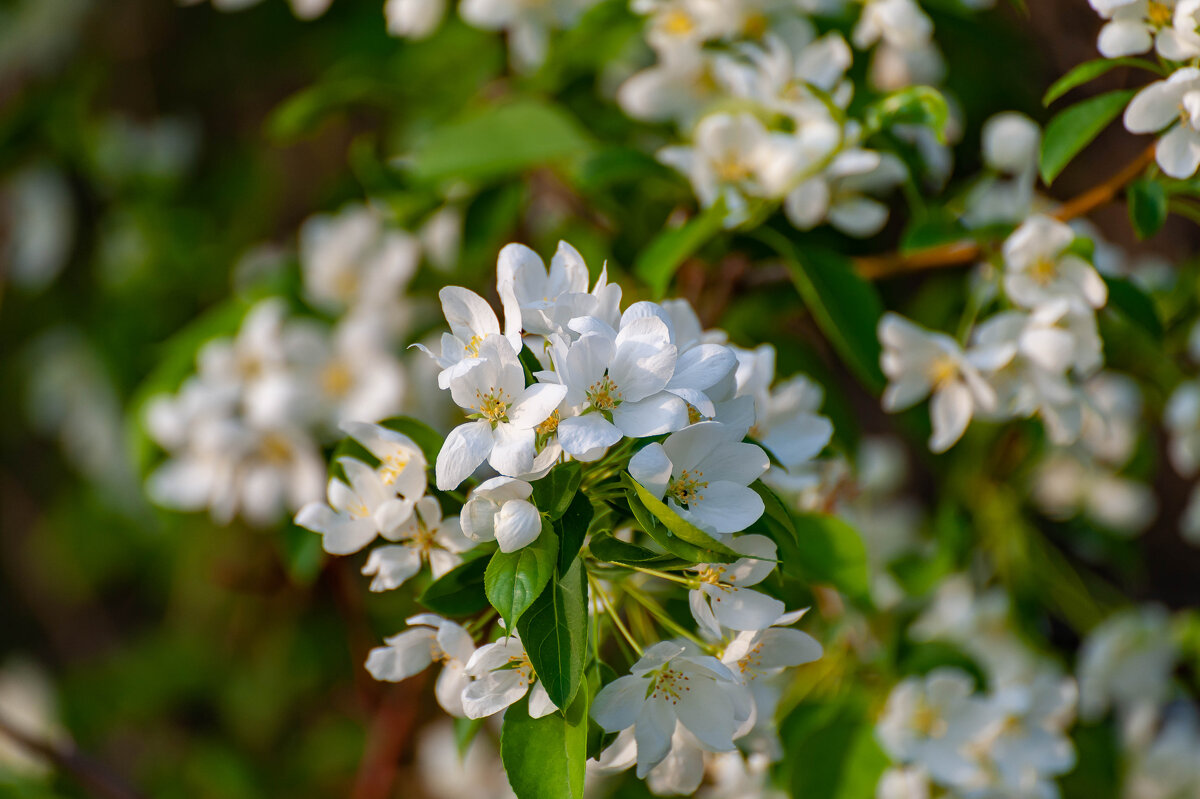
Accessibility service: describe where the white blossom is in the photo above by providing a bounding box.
[365,614,476,717]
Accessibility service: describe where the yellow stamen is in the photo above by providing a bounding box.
[1148,0,1172,26]
[668,469,708,507]
[587,374,622,412]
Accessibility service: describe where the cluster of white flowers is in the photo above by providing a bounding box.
[618,0,947,234]
[145,205,423,526]
[294,239,832,795]
[878,574,1080,799]
[1093,0,1200,177]
[879,210,1117,453]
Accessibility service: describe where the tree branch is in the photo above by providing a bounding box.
[0,713,147,799]
[853,143,1158,280]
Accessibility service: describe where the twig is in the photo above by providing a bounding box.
[351,676,427,799]
[0,713,147,799]
[853,144,1157,280]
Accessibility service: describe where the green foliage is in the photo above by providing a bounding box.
[623,472,745,561]
[555,492,594,574]
[500,690,589,799]
[1128,178,1168,240]
[485,522,560,629]
[633,198,728,298]
[865,86,951,143]
[533,461,583,521]
[1039,89,1138,185]
[1043,57,1163,106]
[1103,274,1164,340]
[419,555,491,616]
[516,557,588,710]
[407,100,595,185]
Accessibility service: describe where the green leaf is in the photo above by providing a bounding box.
[633,198,728,299]
[864,86,950,143]
[533,461,583,521]
[758,229,886,393]
[785,513,870,602]
[485,523,559,628]
[408,100,594,184]
[419,555,490,617]
[1128,178,1168,239]
[500,689,588,799]
[516,558,588,711]
[1043,57,1161,106]
[781,700,888,799]
[555,492,594,574]
[1039,89,1137,185]
[378,416,444,463]
[752,481,797,540]
[1103,274,1163,340]
[588,533,691,569]
[622,473,745,561]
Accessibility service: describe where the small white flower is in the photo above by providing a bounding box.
[363,496,473,590]
[878,313,997,453]
[1002,215,1107,312]
[1124,66,1200,178]
[785,150,907,238]
[460,476,543,552]
[1089,0,1176,57]
[414,286,522,389]
[461,632,556,719]
[365,614,476,717]
[1077,606,1176,724]
[295,457,416,555]
[687,534,785,634]
[496,240,591,338]
[591,640,754,777]
[436,334,567,489]
[342,421,429,498]
[299,204,418,315]
[628,421,768,537]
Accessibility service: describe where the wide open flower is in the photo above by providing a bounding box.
[436,335,567,489]
[591,640,753,777]
[1002,215,1107,312]
[686,534,784,633]
[879,313,998,453]
[341,421,428,500]
[628,420,768,537]
[546,314,682,461]
[460,476,542,552]
[295,457,415,555]
[362,496,473,591]
[365,614,475,717]
[1124,66,1200,178]
[461,632,556,720]
[414,286,522,388]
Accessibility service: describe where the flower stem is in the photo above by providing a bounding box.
[589,573,643,656]
[621,583,707,648]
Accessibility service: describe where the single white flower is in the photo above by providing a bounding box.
[545,313,683,460]
[342,421,429,498]
[1089,0,1176,57]
[628,420,768,536]
[686,534,785,633]
[460,476,543,552]
[1077,606,1176,723]
[461,632,556,719]
[878,313,998,453]
[591,640,754,777]
[1124,66,1200,178]
[414,286,522,388]
[295,457,416,555]
[363,496,473,590]
[1002,215,1107,312]
[436,334,567,489]
[365,614,475,717]
[785,150,907,238]
[495,240,590,338]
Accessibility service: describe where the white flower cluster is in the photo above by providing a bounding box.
[878,575,1080,799]
[879,214,1113,454]
[620,0,941,234]
[1094,0,1200,177]
[145,205,421,526]
[294,239,833,795]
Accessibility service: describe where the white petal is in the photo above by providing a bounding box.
[487,423,537,478]
[592,675,647,732]
[612,393,689,437]
[508,382,567,429]
[494,499,542,552]
[1156,123,1200,179]
[364,629,436,681]
[628,443,673,500]
[435,420,493,490]
[557,413,622,460]
[635,700,677,777]
[705,585,787,632]
[928,381,973,453]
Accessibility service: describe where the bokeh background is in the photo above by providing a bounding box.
[2,1,1198,797]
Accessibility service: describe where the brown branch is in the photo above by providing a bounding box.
[853,143,1158,280]
[0,713,147,799]
[351,677,427,799]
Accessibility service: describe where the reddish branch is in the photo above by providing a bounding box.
[853,144,1159,280]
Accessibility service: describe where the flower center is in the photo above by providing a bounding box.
[736,641,765,675]
[668,469,708,507]
[912,700,948,739]
[535,410,560,437]
[587,374,623,412]
[259,433,293,464]
[696,565,726,585]
[320,361,353,397]
[660,8,694,35]
[379,453,410,486]
[476,388,512,422]
[1148,0,1172,26]
[742,11,768,37]
[413,517,438,556]
[1030,255,1058,285]
[464,335,483,357]
[715,155,752,182]
[686,403,706,425]
[927,356,958,390]
[649,666,692,705]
